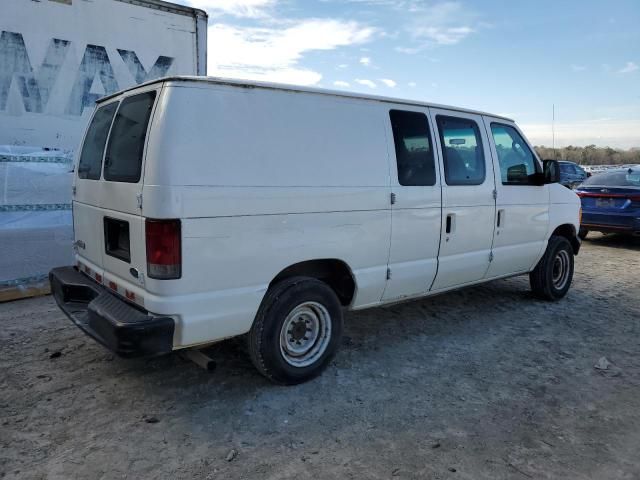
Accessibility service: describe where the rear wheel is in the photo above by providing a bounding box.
[578,228,589,240]
[530,235,574,301]
[248,277,343,385]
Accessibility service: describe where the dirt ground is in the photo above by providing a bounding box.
[1,233,639,480]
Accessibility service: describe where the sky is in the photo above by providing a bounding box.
[180,0,640,148]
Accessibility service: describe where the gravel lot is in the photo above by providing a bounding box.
[1,233,639,480]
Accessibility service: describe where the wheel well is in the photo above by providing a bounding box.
[270,259,356,306]
[552,224,580,254]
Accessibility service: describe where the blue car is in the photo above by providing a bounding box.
[559,161,588,189]
[576,165,640,238]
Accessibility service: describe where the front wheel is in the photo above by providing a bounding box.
[248,277,343,385]
[530,235,575,301]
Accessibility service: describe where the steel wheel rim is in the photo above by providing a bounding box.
[279,302,332,367]
[552,249,571,290]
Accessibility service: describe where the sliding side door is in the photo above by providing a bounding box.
[382,107,442,301]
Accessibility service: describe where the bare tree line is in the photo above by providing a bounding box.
[534,145,640,165]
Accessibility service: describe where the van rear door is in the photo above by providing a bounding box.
[73,88,158,299]
[74,101,118,280]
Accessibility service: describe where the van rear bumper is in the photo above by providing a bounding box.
[49,267,174,358]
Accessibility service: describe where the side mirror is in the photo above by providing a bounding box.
[543,159,560,184]
[507,164,528,182]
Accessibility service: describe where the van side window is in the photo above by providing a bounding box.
[104,91,156,183]
[437,116,485,186]
[389,110,436,186]
[77,102,118,180]
[490,123,539,185]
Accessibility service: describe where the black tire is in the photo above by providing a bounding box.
[529,235,575,301]
[578,228,589,240]
[248,277,343,385]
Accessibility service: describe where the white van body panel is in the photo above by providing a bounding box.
[481,116,551,277]
[381,105,441,301]
[171,211,390,346]
[428,108,497,291]
[71,77,581,350]
[140,82,393,346]
[548,184,582,235]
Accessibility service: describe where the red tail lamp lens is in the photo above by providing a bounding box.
[145,219,181,279]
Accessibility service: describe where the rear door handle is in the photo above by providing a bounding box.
[497,209,505,228]
[446,214,454,234]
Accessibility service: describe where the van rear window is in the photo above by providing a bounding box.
[77,102,118,180]
[104,91,156,183]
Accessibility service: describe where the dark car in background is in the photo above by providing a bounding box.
[559,161,588,189]
[576,165,640,238]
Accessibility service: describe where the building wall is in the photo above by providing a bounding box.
[0,0,200,151]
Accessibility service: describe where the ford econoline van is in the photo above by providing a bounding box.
[50,76,581,384]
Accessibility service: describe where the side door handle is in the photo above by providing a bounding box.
[497,209,505,228]
[446,214,454,234]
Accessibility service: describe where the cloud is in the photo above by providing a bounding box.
[380,78,397,87]
[618,61,638,74]
[333,80,350,87]
[395,46,421,54]
[187,0,274,18]
[360,56,372,66]
[355,79,377,88]
[408,81,417,87]
[395,2,480,52]
[570,64,587,72]
[207,20,376,85]
[411,25,474,45]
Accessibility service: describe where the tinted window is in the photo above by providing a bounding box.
[104,91,156,183]
[437,116,485,185]
[389,110,436,186]
[490,123,539,185]
[77,102,118,180]
[560,163,576,174]
[582,169,640,187]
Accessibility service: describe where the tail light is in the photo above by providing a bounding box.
[145,219,181,279]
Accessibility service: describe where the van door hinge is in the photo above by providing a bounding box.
[390,192,396,205]
[489,251,494,262]
[136,193,143,209]
[386,268,392,280]
[492,189,497,200]
[72,185,76,196]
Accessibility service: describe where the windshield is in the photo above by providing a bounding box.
[581,169,640,187]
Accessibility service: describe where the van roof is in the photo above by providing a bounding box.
[97,75,514,122]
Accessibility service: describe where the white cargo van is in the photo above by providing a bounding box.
[50,77,581,384]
